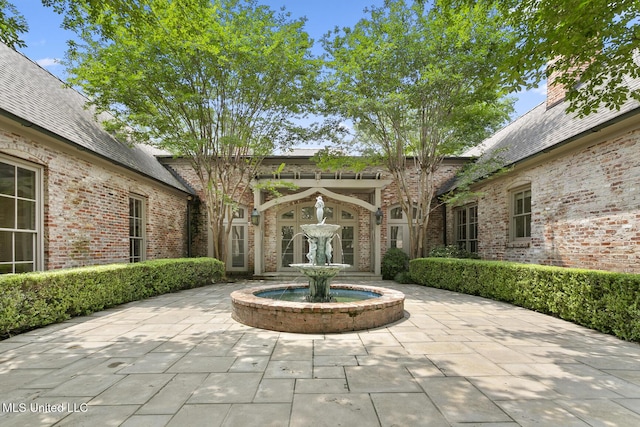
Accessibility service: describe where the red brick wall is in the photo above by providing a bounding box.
[447,128,640,273]
[1,128,189,270]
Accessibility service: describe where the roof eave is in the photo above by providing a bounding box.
[439,105,640,196]
[0,108,194,195]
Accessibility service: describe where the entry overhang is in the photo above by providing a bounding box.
[256,186,383,213]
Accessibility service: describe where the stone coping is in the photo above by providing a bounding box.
[230,283,405,333]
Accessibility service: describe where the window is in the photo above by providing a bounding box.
[228,207,247,270]
[129,196,145,262]
[341,224,355,265]
[389,207,405,251]
[512,187,531,239]
[454,204,478,253]
[0,158,41,274]
[388,205,417,255]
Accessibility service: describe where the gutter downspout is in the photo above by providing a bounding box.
[187,196,193,257]
[442,202,447,247]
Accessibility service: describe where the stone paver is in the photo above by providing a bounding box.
[2,280,640,426]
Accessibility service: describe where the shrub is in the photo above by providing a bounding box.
[410,257,640,342]
[0,258,225,339]
[381,248,410,280]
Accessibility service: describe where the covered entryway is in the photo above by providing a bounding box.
[251,171,392,278]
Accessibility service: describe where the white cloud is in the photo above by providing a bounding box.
[36,57,61,68]
[533,82,548,96]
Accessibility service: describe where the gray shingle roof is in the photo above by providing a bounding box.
[0,43,190,193]
[442,78,640,194]
[467,79,640,168]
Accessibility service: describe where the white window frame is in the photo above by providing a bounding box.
[129,195,146,263]
[510,186,532,241]
[454,204,478,253]
[387,205,417,256]
[0,155,43,273]
[226,206,248,271]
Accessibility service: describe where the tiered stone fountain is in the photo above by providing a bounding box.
[288,196,349,302]
[231,196,405,333]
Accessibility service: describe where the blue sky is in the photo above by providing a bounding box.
[16,0,545,120]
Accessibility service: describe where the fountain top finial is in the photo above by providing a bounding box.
[315,195,325,224]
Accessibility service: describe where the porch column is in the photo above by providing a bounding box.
[374,188,382,276]
[253,187,264,275]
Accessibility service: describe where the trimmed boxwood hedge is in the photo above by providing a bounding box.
[410,258,640,342]
[0,258,225,339]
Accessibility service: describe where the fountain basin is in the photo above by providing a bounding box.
[231,284,405,333]
[300,223,341,238]
[289,263,350,302]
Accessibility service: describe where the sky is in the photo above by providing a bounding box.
[16,0,546,122]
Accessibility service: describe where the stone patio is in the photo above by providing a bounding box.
[2,280,640,426]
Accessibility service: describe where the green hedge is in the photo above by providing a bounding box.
[410,258,640,342]
[0,258,225,338]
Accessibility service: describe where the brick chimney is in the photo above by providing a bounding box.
[546,57,590,110]
[546,67,566,109]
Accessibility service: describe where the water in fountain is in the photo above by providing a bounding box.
[289,196,350,302]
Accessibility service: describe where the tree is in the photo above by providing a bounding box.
[0,0,27,49]
[445,0,640,116]
[54,0,321,262]
[320,0,513,258]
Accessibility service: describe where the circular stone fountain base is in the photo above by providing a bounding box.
[231,284,405,333]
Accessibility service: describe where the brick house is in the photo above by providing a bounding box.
[160,153,463,277]
[0,44,194,273]
[2,41,638,276]
[445,78,640,273]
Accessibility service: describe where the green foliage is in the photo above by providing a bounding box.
[322,0,514,156]
[0,258,225,339]
[320,0,514,258]
[381,248,410,280]
[51,0,322,261]
[410,258,640,342]
[394,271,415,284]
[429,245,479,259]
[0,0,27,49]
[443,0,640,116]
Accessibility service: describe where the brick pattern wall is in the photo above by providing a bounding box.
[546,69,566,109]
[1,130,189,270]
[448,129,640,273]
